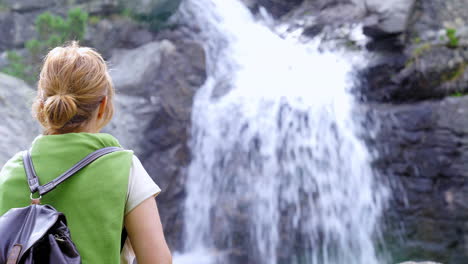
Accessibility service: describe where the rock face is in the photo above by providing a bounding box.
[139,36,206,250]
[0,10,36,50]
[0,73,40,165]
[357,0,468,262]
[369,97,468,263]
[106,36,207,250]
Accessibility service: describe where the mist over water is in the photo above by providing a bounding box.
[175,0,389,263]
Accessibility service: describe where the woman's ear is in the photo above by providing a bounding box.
[97,96,107,119]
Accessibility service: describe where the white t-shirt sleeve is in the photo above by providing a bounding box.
[121,155,161,264]
[125,155,161,215]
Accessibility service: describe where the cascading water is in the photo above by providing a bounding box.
[175,0,388,263]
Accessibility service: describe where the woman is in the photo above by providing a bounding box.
[0,42,172,264]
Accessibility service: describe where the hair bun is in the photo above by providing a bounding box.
[43,94,78,130]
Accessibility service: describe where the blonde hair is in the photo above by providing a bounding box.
[33,42,114,135]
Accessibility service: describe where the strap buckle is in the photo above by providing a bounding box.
[30,192,42,205]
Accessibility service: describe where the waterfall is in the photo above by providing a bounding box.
[175,0,389,263]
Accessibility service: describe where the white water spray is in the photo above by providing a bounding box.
[175,0,388,263]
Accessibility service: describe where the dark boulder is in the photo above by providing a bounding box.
[241,0,304,18]
[85,17,156,59]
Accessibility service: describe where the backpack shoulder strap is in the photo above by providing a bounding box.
[23,147,123,196]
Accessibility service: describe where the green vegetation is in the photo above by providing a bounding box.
[445,28,459,48]
[119,7,164,31]
[413,43,432,57]
[89,15,101,25]
[32,8,88,55]
[119,0,182,32]
[412,37,421,45]
[0,51,32,81]
[0,1,9,12]
[443,63,467,97]
[405,43,432,67]
[442,62,467,82]
[451,92,465,97]
[1,8,88,82]
[120,8,133,19]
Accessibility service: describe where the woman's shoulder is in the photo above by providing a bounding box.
[2,151,25,169]
[125,154,161,215]
[0,151,25,178]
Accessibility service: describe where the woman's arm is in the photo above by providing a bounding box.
[124,197,172,264]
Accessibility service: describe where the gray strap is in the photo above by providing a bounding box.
[23,151,39,193]
[23,147,123,196]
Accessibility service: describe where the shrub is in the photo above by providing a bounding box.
[1,8,89,82]
[0,51,32,81]
[32,8,88,58]
[66,7,88,41]
[445,28,459,48]
[121,0,182,32]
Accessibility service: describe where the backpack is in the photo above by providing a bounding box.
[0,147,123,264]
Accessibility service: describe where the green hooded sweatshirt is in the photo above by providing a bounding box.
[0,133,133,264]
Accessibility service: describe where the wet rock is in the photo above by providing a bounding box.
[247,0,304,18]
[368,96,468,263]
[302,24,324,38]
[0,73,40,166]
